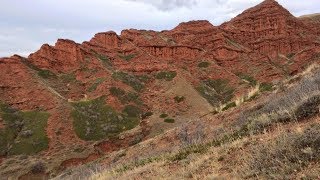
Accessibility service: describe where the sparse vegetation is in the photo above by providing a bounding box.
[174,96,185,103]
[164,118,175,123]
[112,72,144,92]
[159,113,168,118]
[259,82,273,92]
[226,38,242,49]
[287,52,295,59]
[222,101,236,111]
[38,69,56,79]
[136,75,151,83]
[170,143,207,161]
[90,50,113,67]
[244,93,259,102]
[0,102,49,156]
[115,156,162,174]
[155,71,177,81]
[242,123,320,179]
[88,78,106,92]
[31,162,46,174]
[71,96,139,141]
[197,79,235,107]
[21,59,57,79]
[236,73,257,86]
[122,105,141,118]
[141,112,153,119]
[118,54,135,61]
[60,73,78,83]
[198,61,210,68]
[109,87,142,105]
[109,87,126,98]
[239,71,320,134]
[98,54,112,65]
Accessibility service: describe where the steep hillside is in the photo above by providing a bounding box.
[0,0,320,179]
[58,63,320,180]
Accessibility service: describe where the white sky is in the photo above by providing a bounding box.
[0,0,319,57]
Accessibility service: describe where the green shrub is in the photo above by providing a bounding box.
[112,72,144,92]
[88,78,106,92]
[259,82,273,92]
[159,113,168,118]
[144,112,153,116]
[141,112,153,119]
[71,96,139,141]
[0,102,49,155]
[92,51,112,67]
[155,71,177,81]
[110,87,126,97]
[197,79,235,106]
[136,75,151,83]
[126,92,142,105]
[174,96,185,103]
[98,54,110,62]
[38,69,56,79]
[222,102,236,111]
[60,73,78,84]
[122,105,141,118]
[164,118,175,123]
[236,73,257,86]
[198,61,210,68]
[118,54,135,61]
[109,87,142,105]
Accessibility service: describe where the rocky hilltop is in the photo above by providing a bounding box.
[0,0,320,179]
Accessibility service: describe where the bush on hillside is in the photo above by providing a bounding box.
[155,71,177,81]
[197,79,235,107]
[198,61,210,68]
[112,72,144,92]
[71,96,139,141]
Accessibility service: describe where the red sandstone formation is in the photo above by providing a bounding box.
[0,55,57,110]
[221,0,320,58]
[1,0,320,178]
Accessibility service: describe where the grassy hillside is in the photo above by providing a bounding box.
[54,65,320,179]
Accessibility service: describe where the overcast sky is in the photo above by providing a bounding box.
[1,0,319,57]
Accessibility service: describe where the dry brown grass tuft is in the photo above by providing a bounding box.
[239,123,320,179]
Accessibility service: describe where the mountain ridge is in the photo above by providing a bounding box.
[1,0,320,179]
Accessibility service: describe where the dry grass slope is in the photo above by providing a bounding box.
[57,65,320,179]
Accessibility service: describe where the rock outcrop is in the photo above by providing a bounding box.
[28,39,85,73]
[221,0,320,57]
[1,0,320,178]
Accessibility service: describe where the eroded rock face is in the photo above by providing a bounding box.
[140,45,202,59]
[0,56,57,110]
[28,39,85,73]
[172,20,215,33]
[1,0,320,178]
[88,31,120,49]
[221,0,320,57]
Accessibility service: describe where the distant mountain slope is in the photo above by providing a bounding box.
[300,13,320,23]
